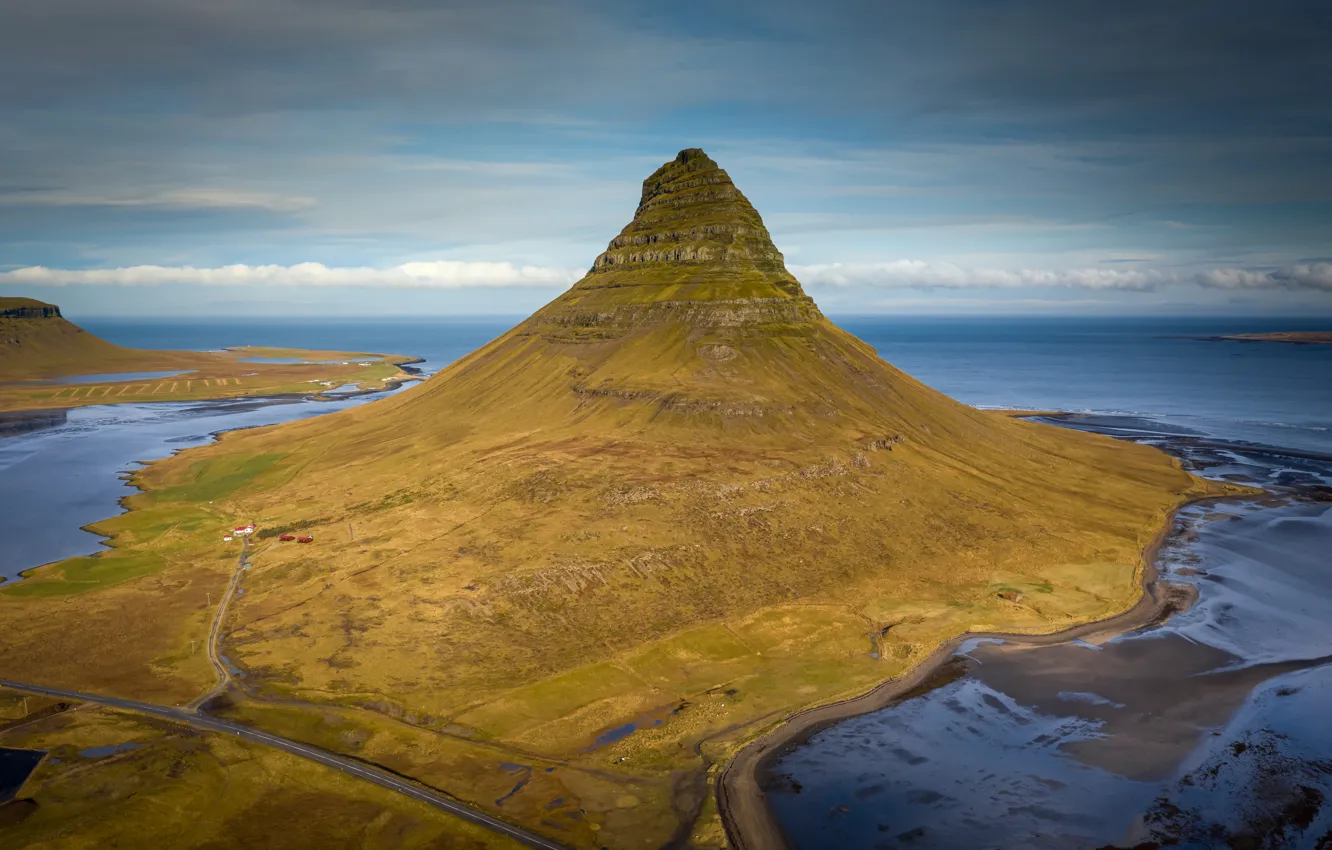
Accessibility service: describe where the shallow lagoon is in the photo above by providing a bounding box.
[2,370,192,387]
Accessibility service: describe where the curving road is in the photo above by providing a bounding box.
[0,677,566,849]
[3,534,568,848]
[189,532,249,710]
[189,532,253,714]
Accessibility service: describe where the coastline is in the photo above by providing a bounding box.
[716,492,1226,850]
[0,369,425,589]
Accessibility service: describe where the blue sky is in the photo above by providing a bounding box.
[1,0,1330,317]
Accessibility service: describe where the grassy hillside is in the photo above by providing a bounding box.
[0,297,216,381]
[0,151,1240,848]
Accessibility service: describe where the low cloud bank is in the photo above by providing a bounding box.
[790,260,1332,291]
[4,261,583,288]
[4,260,1329,292]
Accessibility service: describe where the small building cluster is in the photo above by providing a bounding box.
[225,523,255,542]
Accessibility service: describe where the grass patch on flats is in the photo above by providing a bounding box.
[2,551,166,598]
[153,453,288,504]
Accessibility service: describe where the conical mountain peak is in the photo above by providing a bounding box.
[424,149,924,429]
[636,147,722,209]
[581,148,804,300]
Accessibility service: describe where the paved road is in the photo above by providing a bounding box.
[0,678,567,850]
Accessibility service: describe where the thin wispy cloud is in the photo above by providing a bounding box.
[4,262,583,289]
[0,188,316,212]
[795,261,1332,291]
[8,261,1330,293]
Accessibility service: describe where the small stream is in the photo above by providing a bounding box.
[767,419,1332,849]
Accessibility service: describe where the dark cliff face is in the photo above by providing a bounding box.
[0,304,62,320]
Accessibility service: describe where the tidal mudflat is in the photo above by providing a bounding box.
[766,421,1332,849]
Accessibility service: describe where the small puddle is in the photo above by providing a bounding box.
[77,741,142,759]
[0,748,46,803]
[495,762,531,807]
[589,702,685,750]
[594,722,638,748]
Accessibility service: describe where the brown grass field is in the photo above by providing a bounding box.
[0,689,519,849]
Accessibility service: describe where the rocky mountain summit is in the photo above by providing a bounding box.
[587,148,802,292]
[409,148,949,434]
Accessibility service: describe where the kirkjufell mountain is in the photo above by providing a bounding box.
[0,149,1218,849]
[390,146,1013,442]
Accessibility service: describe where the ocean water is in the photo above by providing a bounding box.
[78,316,517,379]
[80,315,1332,453]
[837,316,1332,455]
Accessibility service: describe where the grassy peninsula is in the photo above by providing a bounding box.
[0,297,419,412]
[0,150,1240,848]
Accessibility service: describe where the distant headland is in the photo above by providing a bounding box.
[1207,331,1332,345]
[0,296,420,412]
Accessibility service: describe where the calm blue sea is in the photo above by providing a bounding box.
[80,315,1332,454]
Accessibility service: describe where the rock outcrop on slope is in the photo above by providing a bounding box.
[0,297,63,320]
[588,148,801,289]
